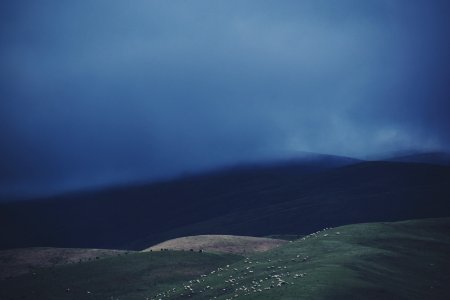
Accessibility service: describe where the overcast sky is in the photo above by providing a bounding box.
[1,0,449,199]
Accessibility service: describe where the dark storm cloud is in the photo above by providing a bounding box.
[1,0,449,198]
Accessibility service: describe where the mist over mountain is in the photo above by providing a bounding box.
[1,0,450,199]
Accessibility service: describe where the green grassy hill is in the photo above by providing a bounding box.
[149,218,450,300]
[0,251,241,300]
[1,218,449,300]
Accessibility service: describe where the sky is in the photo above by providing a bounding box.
[1,0,449,199]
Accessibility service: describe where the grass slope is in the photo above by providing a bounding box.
[1,218,449,300]
[147,218,450,300]
[0,247,132,279]
[0,251,242,300]
[143,235,287,254]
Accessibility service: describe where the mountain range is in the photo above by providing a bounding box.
[1,152,449,250]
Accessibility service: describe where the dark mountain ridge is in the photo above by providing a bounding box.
[386,151,450,165]
[1,154,449,250]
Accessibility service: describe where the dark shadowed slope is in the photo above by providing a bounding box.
[0,247,132,279]
[133,161,450,248]
[386,152,450,166]
[1,158,450,250]
[0,154,359,250]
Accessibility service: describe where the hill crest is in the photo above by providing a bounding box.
[143,235,287,254]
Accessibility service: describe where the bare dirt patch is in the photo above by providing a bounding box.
[143,235,287,254]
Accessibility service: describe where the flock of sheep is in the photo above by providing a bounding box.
[149,227,338,300]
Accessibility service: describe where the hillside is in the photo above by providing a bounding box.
[1,159,450,250]
[135,161,450,246]
[387,152,450,166]
[0,251,242,300]
[148,218,450,300]
[1,218,449,300]
[0,247,131,279]
[143,235,287,254]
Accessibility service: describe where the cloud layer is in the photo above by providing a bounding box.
[1,0,449,198]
